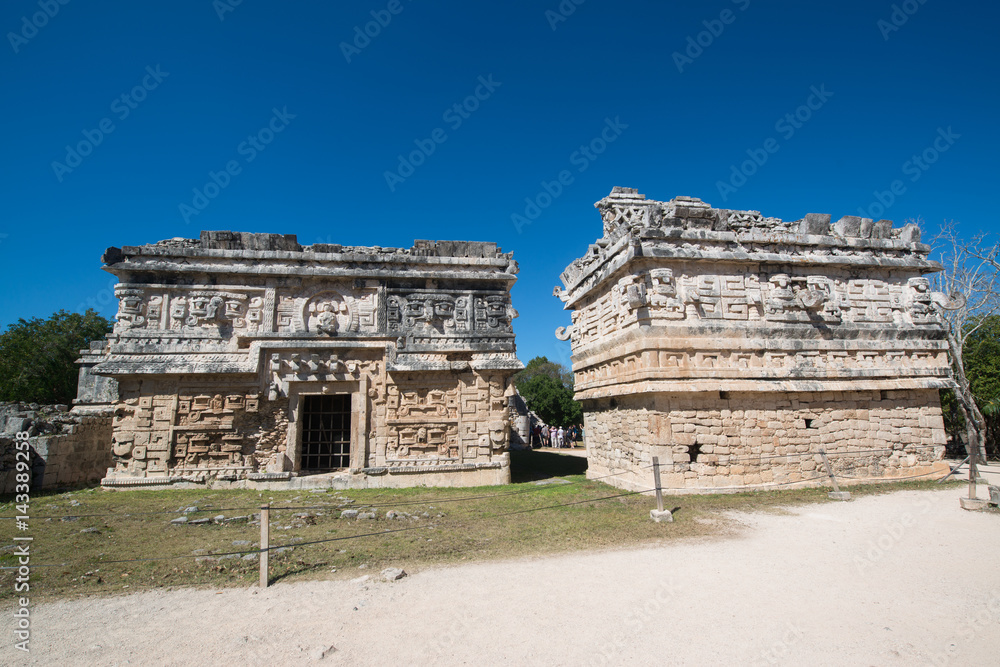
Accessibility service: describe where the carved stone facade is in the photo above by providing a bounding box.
[90,232,521,489]
[556,187,956,492]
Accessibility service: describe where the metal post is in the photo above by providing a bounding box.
[259,504,270,588]
[652,456,664,512]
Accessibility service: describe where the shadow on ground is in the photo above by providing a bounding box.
[510,450,588,483]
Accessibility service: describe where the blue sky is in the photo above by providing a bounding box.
[1,0,997,367]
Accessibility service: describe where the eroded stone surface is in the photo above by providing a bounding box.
[90,232,521,489]
[0,402,112,493]
[556,187,953,492]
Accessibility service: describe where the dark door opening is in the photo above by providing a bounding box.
[301,394,352,472]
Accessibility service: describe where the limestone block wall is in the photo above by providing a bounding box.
[584,389,948,493]
[0,403,113,493]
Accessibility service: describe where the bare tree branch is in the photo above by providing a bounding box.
[923,218,999,461]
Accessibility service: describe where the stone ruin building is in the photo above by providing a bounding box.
[554,187,959,493]
[85,231,521,489]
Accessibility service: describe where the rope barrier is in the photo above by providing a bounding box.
[12,466,967,571]
[0,464,647,520]
[93,487,659,565]
[659,473,833,493]
[647,442,943,467]
[836,469,953,483]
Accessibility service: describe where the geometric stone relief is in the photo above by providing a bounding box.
[112,284,266,335]
[387,292,467,334]
[762,274,840,323]
[647,268,685,319]
[97,233,521,488]
[574,346,951,388]
[905,277,938,325]
[385,383,460,463]
[304,290,354,335]
[567,271,951,349]
[266,351,375,399]
[109,389,262,476]
[557,188,953,493]
[386,290,515,336]
[474,294,516,332]
[276,286,377,334]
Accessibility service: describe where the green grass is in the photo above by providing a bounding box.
[0,451,963,600]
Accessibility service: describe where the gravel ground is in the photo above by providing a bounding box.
[3,486,998,666]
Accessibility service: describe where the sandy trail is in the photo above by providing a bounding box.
[3,487,998,666]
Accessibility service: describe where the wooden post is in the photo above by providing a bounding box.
[969,442,979,501]
[259,504,270,589]
[819,449,850,500]
[938,455,970,483]
[959,440,988,509]
[819,449,840,493]
[652,456,664,512]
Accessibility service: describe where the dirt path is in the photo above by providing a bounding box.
[4,487,998,666]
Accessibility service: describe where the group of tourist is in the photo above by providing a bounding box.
[531,423,582,448]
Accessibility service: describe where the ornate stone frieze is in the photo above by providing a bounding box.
[385,289,516,336]
[564,268,955,351]
[93,232,520,488]
[557,187,956,494]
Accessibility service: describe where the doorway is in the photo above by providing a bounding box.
[300,394,352,471]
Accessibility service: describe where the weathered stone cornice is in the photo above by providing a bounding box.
[570,323,949,364]
[574,377,955,400]
[104,233,518,282]
[558,187,938,307]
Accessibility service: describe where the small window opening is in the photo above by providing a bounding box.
[689,443,702,463]
[804,419,814,429]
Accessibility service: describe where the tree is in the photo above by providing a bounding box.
[961,315,1000,458]
[512,356,582,426]
[512,355,574,387]
[928,221,1000,460]
[0,309,113,404]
